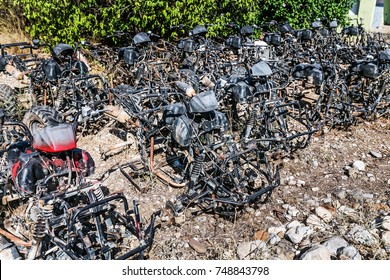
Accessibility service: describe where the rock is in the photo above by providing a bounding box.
[311,187,319,192]
[174,214,186,224]
[347,168,359,178]
[369,151,382,158]
[382,216,390,231]
[297,180,306,187]
[254,230,270,242]
[347,225,378,246]
[268,226,286,236]
[285,225,313,244]
[237,240,266,260]
[306,214,328,230]
[286,220,302,229]
[188,238,207,254]
[337,246,362,260]
[352,160,366,171]
[299,244,331,260]
[362,193,374,200]
[334,189,347,200]
[288,179,297,186]
[287,206,300,217]
[381,231,390,246]
[312,160,319,168]
[315,206,334,223]
[268,233,281,245]
[321,236,349,255]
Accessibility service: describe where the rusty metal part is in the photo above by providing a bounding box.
[149,137,187,188]
[0,228,32,247]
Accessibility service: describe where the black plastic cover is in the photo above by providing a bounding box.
[52,43,74,58]
[12,152,45,195]
[270,33,281,46]
[172,115,196,147]
[320,28,329,37]
[0,56,6,71]
[279,22,293,34]
[343,26,359,36]
[191,25,208,36]
[240,25,255,35]
[311,20,322,29]
[250,61,273,77]
[231,81,251,103]
[119,47,138,65]
[188,90,218,113]
[178,38,196,53]
[292,63,323,85]
[163,103,187,125]
[71,60,89,75]
[43,59,61,82]
[361,63,378,78]
[302,30,312,41]
[133,32,151,45]
[226,36,242,49]
[379,49,390,61]
[200,110,229,132]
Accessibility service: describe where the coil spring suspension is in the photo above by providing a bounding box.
[93,186,105,201]
[32,216,46,241]
[42,204,54,219]
[244,106,258,141]
[191,153,204,183]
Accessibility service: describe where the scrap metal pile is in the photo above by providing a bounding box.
[0,18,389,259]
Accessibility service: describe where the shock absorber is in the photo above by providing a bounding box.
[27,216,46,260]
[42,204,54,219]
[93,186,105,202]
[189,152,204,191]
[244,105,258,142]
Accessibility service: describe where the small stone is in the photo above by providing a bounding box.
[313,160,319,168]
[334,189,347,200]
[381,231,390,245]
[348,168,359,178]
[338,206,359,220]
[287,206,300,217]
[315,206,334,223]
[268,226,286,236]
[362,193,374,200]
[321,236,349,255]
[254,230,270,242]
[347,225,378,246]
[285,225,313,244]
[288,179,297,186]
[311,187,319,192]
[297,180,306,187]
[174,214,186,225]
[286,220,302,229]
[237,240,266,260]
[268,233,281,245]
[337,246,362,260]
[306,214,328,230]
[299,244,331,260]
[188,238,207,254]
[369,151,382,158]
[352,160,366,171]
[382,216,390,231]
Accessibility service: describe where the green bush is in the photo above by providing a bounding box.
[6,0,355,45]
